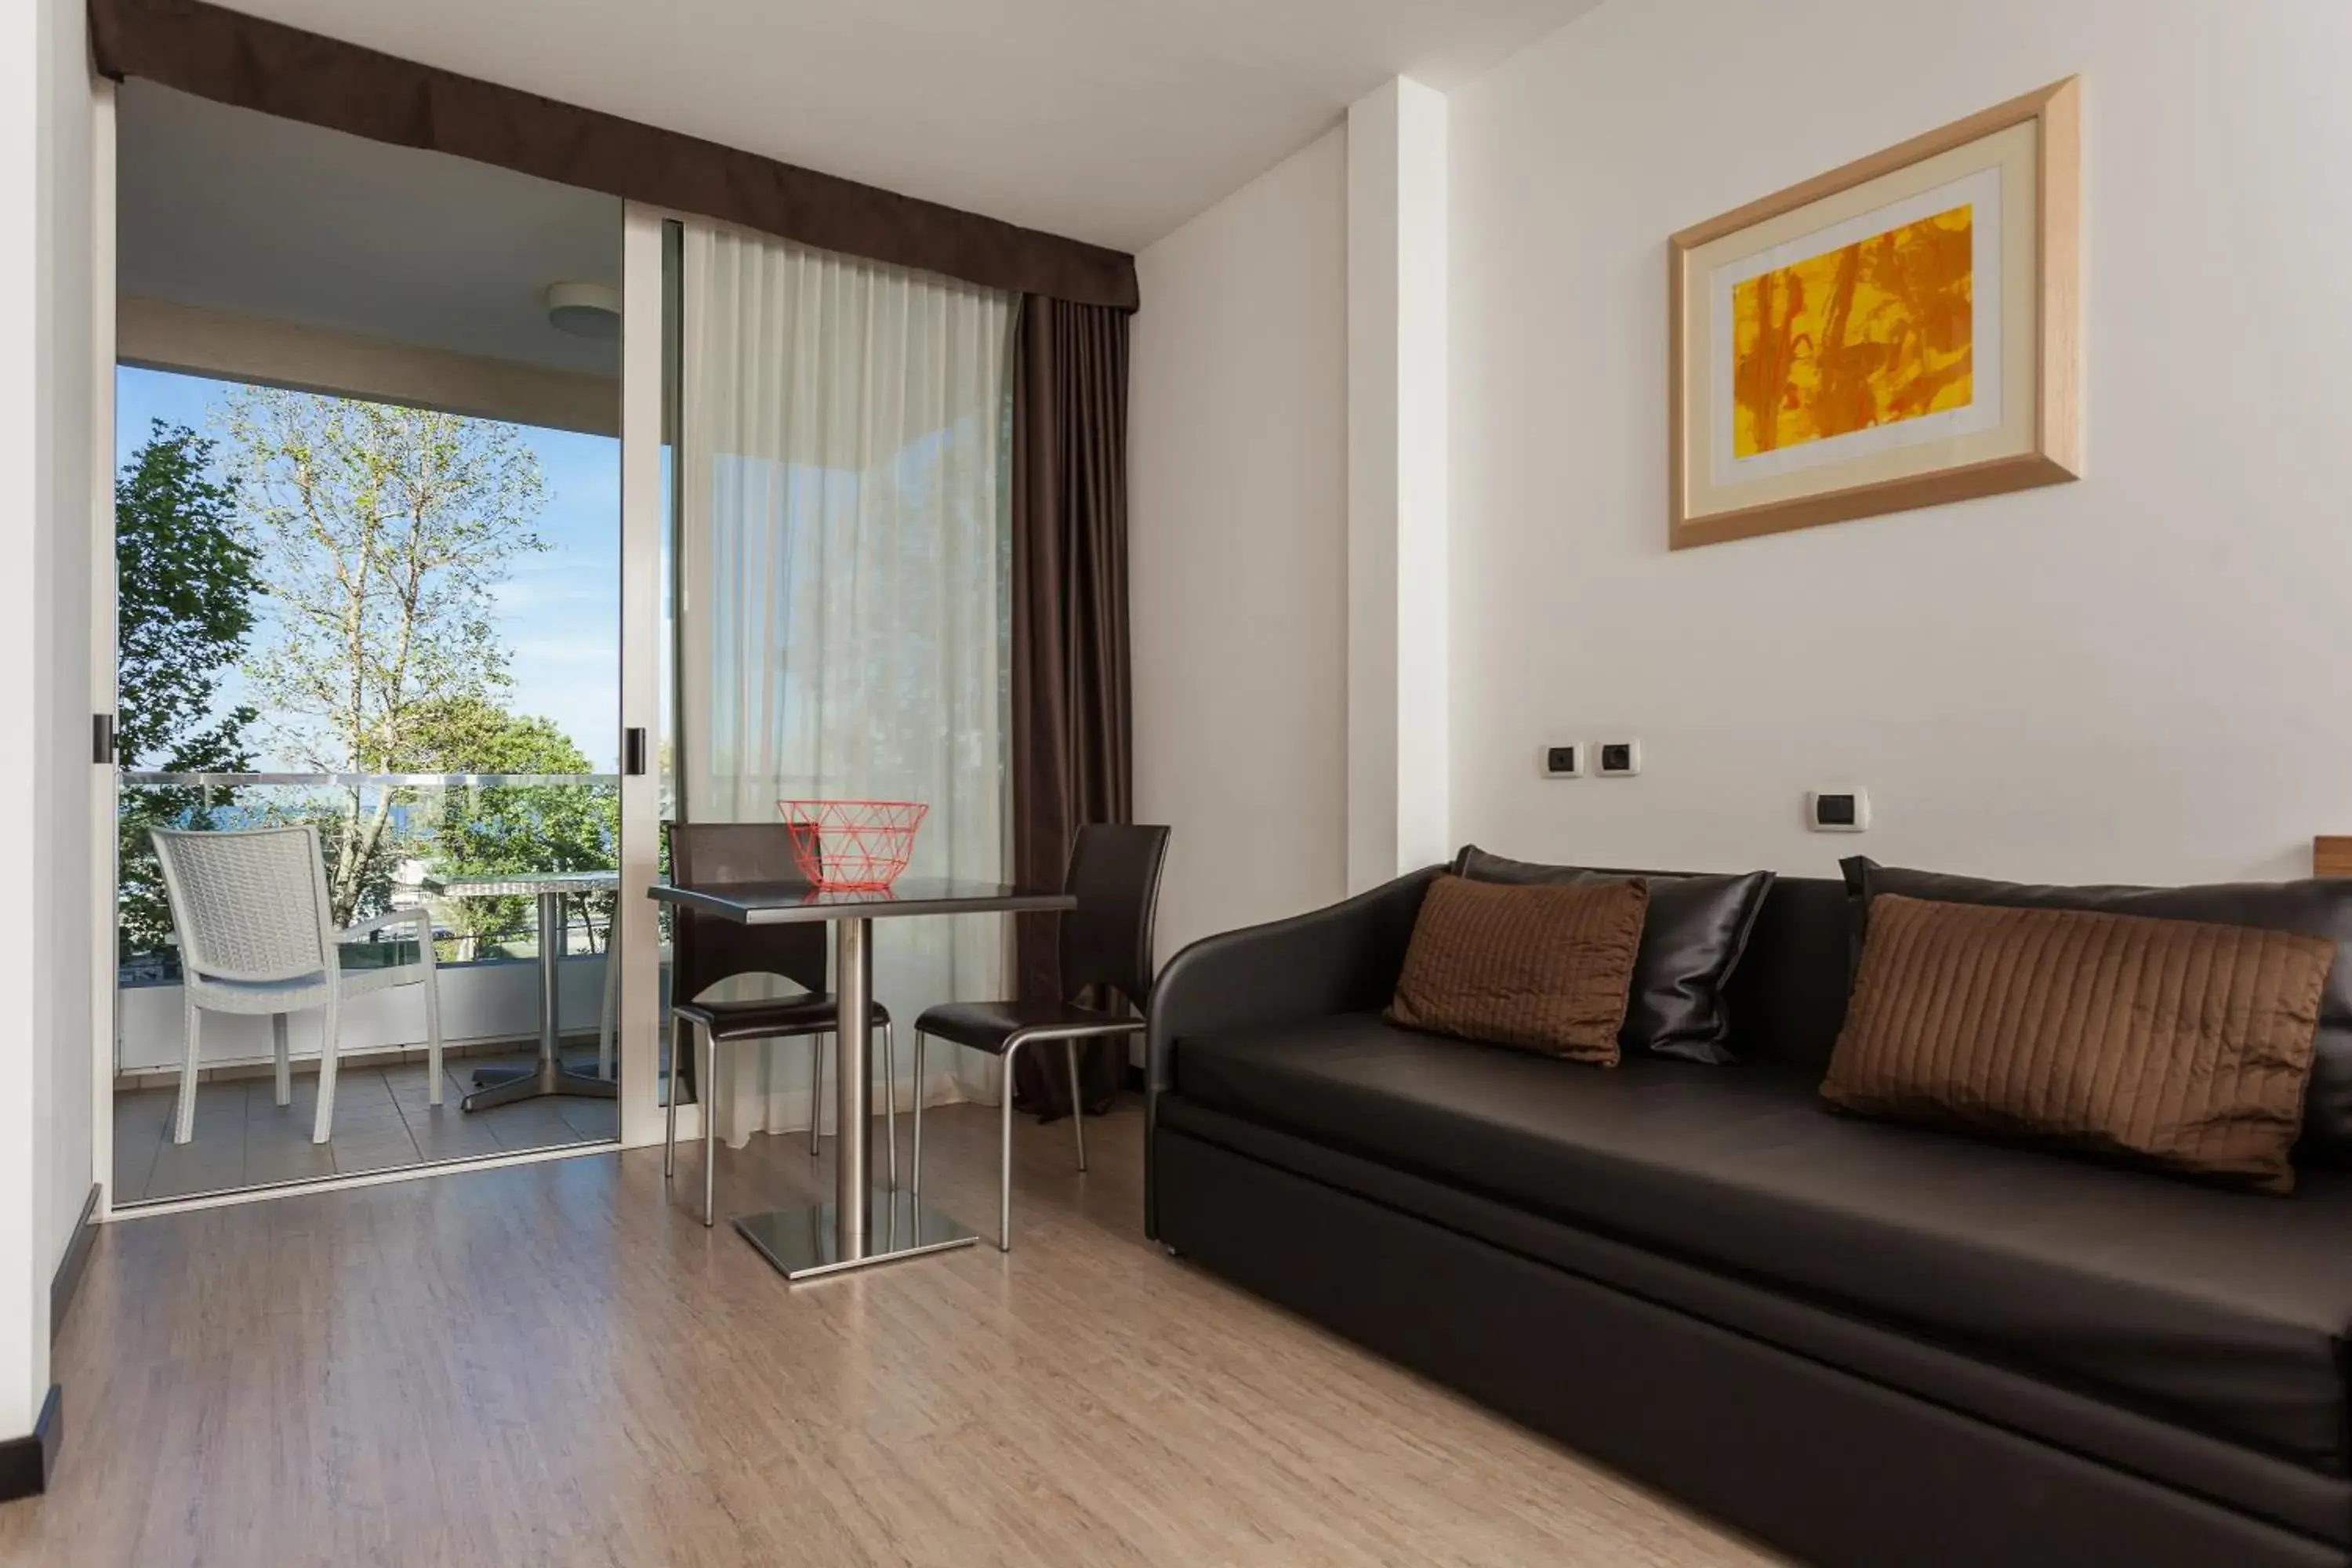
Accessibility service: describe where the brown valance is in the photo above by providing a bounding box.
[87,0,1140,311]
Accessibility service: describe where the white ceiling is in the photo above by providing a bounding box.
[118,79,621,376]
[207,0,1602,253]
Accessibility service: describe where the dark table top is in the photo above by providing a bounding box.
[647,877,1076,924]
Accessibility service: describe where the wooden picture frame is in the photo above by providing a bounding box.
[1668,78,2081,550]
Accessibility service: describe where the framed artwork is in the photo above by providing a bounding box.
[1668,78,2081,550]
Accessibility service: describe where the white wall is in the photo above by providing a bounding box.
[39,9,96,1343]
[1131,128,1350,961]
[1449,0,2352,887]
[0,0,96,1439]
[38,0,96,1279]
[0,0,47,1443]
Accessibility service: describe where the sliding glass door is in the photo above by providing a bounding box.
[100,82,672,1204]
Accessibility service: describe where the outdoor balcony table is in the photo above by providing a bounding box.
[647,877,1076,1280]
[442,869,622,1111]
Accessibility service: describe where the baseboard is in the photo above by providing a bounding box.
[0,1386,63,1501]
[49,1185,100,1342]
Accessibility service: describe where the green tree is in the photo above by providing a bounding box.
[226,390,546,924]
[401,697,616,960]
[117,422,260,769]
[112,423,263,960]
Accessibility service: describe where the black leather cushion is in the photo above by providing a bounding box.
[1843,858,2352,1160]
[1717,876,1853,1068]
[1454,846,1773,1063]
[915,998,1138,1055]
[1172,1013,2352,1469]
[673,993,889,1043]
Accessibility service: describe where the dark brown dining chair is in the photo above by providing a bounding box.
[909,822,1170,1250]
[662,822,897,1225]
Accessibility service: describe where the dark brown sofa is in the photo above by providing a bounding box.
[1145,866,2352,1567]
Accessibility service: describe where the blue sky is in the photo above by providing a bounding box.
[115,366,623,772]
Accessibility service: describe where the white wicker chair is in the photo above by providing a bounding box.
[151,824,445,1145]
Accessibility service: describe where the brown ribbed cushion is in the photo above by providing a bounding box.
[1820,895,2334,1192]
[1385,873,1649,1063]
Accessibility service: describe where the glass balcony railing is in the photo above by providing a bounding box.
[117,771,622,986]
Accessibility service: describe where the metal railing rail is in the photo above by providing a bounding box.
[123,772,620,788]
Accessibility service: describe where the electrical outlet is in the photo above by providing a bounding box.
[1596,739,1642,778]
[1543,744,1584,779]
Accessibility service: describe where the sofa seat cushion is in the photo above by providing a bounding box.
[1172,1013,2352,1470]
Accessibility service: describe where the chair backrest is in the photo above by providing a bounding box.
[666,822,829,1002]
[1058,823,1171,1007]
[151,825,335,984]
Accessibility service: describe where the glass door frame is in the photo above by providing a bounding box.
[612,201,672,1151]
[87,79,119,1220]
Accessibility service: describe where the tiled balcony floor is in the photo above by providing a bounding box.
[111,1041,619,1204]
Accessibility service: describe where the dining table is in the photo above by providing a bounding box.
[441,869,622,1112]
[647,876,1077,1280]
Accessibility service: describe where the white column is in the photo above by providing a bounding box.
[1347,78,1450,891]
[0,0,49,1442]
[0,0,96,1448]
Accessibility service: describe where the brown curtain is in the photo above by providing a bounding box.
[88,0,1138,310]
[1009,297,1133,1121]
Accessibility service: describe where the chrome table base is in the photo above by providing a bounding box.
[733,1191,980,1280]
[462,1056,618,1111]
[461,888,615,1112]
[730,918,986,1281]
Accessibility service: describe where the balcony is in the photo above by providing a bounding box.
[114,771,635,1201]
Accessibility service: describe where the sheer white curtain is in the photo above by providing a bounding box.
[680,223,1016,1135]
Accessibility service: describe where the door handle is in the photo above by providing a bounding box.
[623,727,648,777]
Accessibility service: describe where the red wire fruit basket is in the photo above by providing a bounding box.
[778,800,929,892]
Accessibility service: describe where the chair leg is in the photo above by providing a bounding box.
[883,1022,898,1192]
[312,1004,341,1145]
[664,1012,681,1181]
[911,1032,927,1198]
[701,1020,717,1228]
[271,1013,292,1107]
[999,1038,1022,1251]
[173,1000,202,1145]
[1066,1038,1087,1173]
[809,1033,826,1157]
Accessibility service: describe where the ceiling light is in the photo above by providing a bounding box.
[545,281,621,339]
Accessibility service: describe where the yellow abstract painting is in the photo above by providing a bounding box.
[1731,204,1975,457]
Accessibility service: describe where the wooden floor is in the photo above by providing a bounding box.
[9,1101,1777,1567]
[113,1046,619,1204]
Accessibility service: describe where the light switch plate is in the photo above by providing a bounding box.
[1808,789,1871,832]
